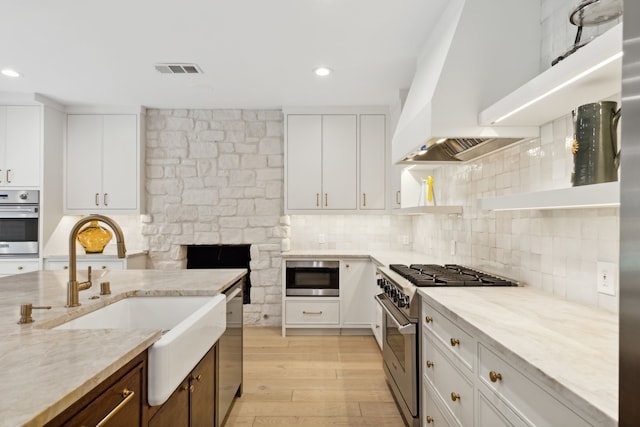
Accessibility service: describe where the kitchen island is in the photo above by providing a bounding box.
[0,268,246,427]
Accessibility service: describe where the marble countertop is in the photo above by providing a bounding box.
[283,249,618,424]
[0,268,246,427]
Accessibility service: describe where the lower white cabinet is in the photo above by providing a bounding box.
[0,259,40,277]
[282,257,376,335]
[284,299,340,325]
[421,295,597,427]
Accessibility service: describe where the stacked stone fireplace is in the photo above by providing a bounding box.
[142,109,287,326]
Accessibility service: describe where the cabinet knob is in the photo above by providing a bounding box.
[181,384,195,393]
[426,416,434,424]
[425,316,433,323]
[450,392,461,402]
[193,374,202,382]
[345,264,350,268]
[17,266,23,271]
[450,338,460,347]
[426,360,434,368]
[63,265,69,270]
[489,370,503,383]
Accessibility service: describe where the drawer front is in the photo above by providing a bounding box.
[478,343,592,427]
[423,378,454,427]
[423,300,474,371]
[424,335,473,427]
[285,300,340,325]
[477,387,527,427]
[0,260,39,275]
[45,260,125,271]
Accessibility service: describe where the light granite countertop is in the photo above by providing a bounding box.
[283,249,618,425]
[0,268,246,427]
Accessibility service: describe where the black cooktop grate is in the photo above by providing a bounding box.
[389,264,515,287]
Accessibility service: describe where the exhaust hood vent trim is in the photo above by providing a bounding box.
[155,63,203,74]
[401,137,530,163]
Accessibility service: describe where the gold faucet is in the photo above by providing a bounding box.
[67,215,126,307]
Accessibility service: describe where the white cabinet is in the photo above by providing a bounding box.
[359,115,386,210]
[66,114,144,214]
[0,259,40,277]
[340,259,374,326]
[286,114,357,210]
[421,295,598,427]
[0,106,41,188]
[282,257,376,335]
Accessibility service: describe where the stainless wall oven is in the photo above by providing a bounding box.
[285,260,339,296]
[0,190,39,257]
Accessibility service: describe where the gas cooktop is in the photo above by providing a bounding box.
[389,264,516,287]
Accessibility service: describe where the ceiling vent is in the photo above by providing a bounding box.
[154,63,203,74]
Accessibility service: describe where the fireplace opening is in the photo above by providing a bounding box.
[186,244,251,304]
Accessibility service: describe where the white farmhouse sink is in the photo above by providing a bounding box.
[55,295,226,406]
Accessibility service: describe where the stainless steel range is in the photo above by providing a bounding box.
[375,263,517,427]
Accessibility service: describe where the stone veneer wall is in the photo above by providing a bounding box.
[143,109,286,326]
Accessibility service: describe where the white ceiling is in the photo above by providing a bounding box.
[0,0,447,109]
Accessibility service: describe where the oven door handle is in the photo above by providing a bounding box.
[376,295,415,335]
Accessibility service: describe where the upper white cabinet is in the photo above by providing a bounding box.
[480,24,622,127]
[65,113,145,214]
[285,109,388,213]
[0,106,41,188]
[359,115,386,210]
[286,114,357,210]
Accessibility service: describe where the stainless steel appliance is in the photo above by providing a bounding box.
[620,1,637,423]
[0,190,39,256]
[285,260,339,296]
[376,263,516,427]
[217,278,244,427]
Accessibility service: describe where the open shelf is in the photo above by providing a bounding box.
[480,181,619,211]
[394,205,463,215]
[479,24,622,127]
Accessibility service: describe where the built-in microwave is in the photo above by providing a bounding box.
[0,190,39,257]
[285,260,339,296]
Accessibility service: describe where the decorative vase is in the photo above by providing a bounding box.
[76,220,112,254]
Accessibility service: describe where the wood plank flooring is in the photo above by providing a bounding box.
[224,327,405,427]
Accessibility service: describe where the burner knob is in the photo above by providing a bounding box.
[398,296,408,308]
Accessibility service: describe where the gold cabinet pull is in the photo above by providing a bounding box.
[451,392,461,402]
[6,169,11,183]
[95,388,135,427]
[193,374,202,382]
[0,169,2,183]
[95,193,100,206]
[426,416,434,424]
[181,384,195,392]
[396,190,401,205]
[425,316,433,323]
[316,193,320,207]
[489,371,502,383]
[103,193,108,206]
[303,310,323,315]
[324,193,328,207]
[450,338,460,347]
[375,324,380,329]
[362,193,367,207]
[426,360,434,368]
[17,266,23,270]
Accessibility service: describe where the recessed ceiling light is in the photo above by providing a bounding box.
[313,67,333,77]
[1,69,20,78]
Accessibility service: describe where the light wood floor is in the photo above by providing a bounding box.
[224,327,405,427]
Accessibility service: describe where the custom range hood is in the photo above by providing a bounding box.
[392,0,541,164]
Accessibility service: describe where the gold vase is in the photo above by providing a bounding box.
[76,220,112,254]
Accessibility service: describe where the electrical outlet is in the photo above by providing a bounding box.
[597,261,617,296]
[318,234,325,244]
[402,235,410,245]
